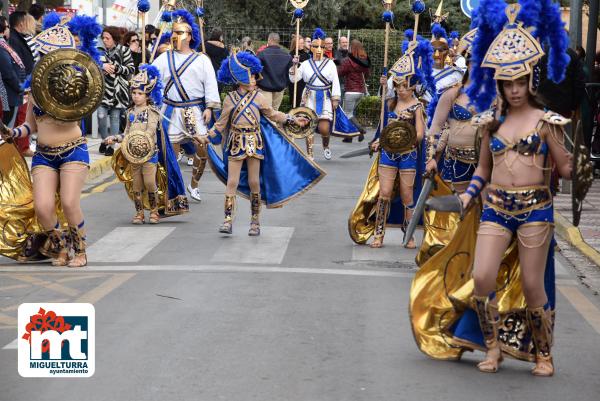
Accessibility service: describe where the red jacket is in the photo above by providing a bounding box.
[337,55,371,93]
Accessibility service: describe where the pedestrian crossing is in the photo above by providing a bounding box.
[0,225,414,269]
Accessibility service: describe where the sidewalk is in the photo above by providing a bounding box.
[554,181,600,266]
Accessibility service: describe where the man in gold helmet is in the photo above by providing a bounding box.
[152,9,220,202]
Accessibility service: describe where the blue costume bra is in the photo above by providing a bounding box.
[449,103,473,121]
[489,130,548,156]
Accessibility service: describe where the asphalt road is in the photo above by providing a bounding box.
[1,139,599,401]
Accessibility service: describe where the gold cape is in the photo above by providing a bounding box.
[409,202,554,362]
[0,142,65,261]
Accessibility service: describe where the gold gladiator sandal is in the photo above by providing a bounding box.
[370,197,390,248]
[219,195,236,234]
[191,152,207,188]
[38,224,68,266]
[148,191,160,224]
[132,192,145,224]
[473,295,503,373]
[527,306,554,377]
[68,223,87,268]
[305,134,314,160]
[248,192,261,236]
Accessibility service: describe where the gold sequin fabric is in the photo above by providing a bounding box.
[485,185,551,215]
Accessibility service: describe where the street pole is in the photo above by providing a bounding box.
[570,0,583,48]
[586,0,599,75]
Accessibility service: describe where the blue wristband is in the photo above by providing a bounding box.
[472,175,486,186]
[466,188,477,198]
[467,183,481,197]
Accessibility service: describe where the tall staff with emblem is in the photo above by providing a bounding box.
[195,1,206,53]
[291,0,309,108]
[138,0,150,64]
[379,0,394,127]
[150,0,177,62]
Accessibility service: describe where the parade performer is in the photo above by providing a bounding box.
[348,34,435,248]
[425,29,479,193]
[202,52,326,235]
[409,0,587,377]
[105,64,189,224]
[289,28,359,160]
[0,14,103,267]
[152,9,220,202]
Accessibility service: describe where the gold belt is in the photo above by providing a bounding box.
[485,184,551,215]
[445,146,477,163]
[37,137,87,156]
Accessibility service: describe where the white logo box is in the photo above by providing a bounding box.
[18,303,95,378]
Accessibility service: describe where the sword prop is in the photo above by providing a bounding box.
[339,147,372,159]
[403,173,434,246]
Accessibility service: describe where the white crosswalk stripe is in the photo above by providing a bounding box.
[210,226,295,265]
[87,226,176,263]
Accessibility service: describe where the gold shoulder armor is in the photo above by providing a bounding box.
[472,109,495,127]
[541,111,571,126]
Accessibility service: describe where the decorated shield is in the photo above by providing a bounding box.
[31,48,104,122]
[380,120,417,154]
[572,121,594,227]
[121,130,157,164]
[285,107,318,139]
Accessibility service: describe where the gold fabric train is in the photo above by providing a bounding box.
[410,201,546,362]
[0,142,65,261]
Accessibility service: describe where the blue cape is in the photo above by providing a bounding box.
[332,105,361,137]
[207,116,326,208]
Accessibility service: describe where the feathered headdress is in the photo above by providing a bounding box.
[67,15,103,65]
[169,9,202,50]
[35,13,102,66]
[449,31,460,48]
[430,23,448,47]
[467,0,570,111]
[217,51,263,85]
[312,28,326,41]
[130,64,163,106]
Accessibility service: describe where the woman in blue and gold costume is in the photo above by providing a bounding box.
[348,31,435,249]
[410,0,575,377]
[199,51,325,235]
[106,64,189,224]
[0,13,103,268]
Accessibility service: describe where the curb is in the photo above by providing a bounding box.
[554,211,600,266]
[86,156,113,183]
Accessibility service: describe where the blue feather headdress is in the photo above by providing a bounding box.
[170,9,201,50]
[449,31,460,48]
[467,0,570,112]
[312,28,326,41]
[67,15,103,66]
[217,51,263,85]
[130,64,163,106]
[42,11,62,30]
[430,23,448,47]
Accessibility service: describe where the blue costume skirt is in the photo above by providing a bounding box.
[32,138,89,171]
[441,157,476,184]
[379,148,418,170]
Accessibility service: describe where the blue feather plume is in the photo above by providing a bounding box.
[161,11,172,22]
[312,28,326,40]
[67,15,103,66]
[217,53,263,85]
[466,0,508,112]
[137,0,150,13]
[42,11,61,30]
[431,23,448,41]
[139,64,163,106]
[535,0,570,83]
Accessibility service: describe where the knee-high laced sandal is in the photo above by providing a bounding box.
[219,195,236,234]
[527,306,555,377]
[473,295,504,373]
[248,192,261,236]
[148,191,160,224]
[370,198,390,248]
[67,224,87,268]
[132,192,145,224]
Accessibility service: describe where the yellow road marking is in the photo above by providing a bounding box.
[75,273,135,304]
[0,283,31,291]
[55,274,108,283]
[9,274,80,297]
[558,286,600,335]
[1,299,69,313]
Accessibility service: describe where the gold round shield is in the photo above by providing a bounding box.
[380,120,417,154]
[31,48,104,122]
[121,130,156,164]
[285,107,317,139]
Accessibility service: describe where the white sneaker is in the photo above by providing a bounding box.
[323,148,332,160]
[177,151,183,162]
[187,157,194,166]
[187,184,202,202]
